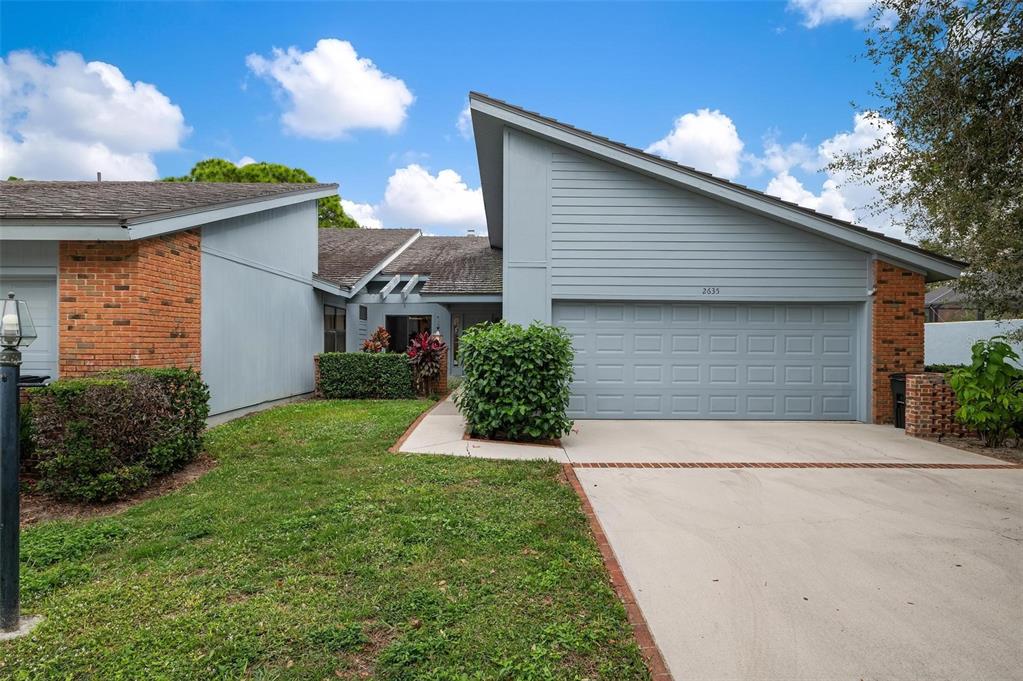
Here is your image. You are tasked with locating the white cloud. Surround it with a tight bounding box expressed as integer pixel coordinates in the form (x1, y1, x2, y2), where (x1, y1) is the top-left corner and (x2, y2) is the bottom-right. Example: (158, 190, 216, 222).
(645, 109, 744, 180)
(234, 156, 256, 167)
(456, 103, 472, 139)
(746, 133, 817, 176)
(246, 38, 414, 139)
(341, 198, 383, 229)
(760, 112, 906, 239)
(343, 164, 485, 233)
(787, 0, 895, 28)
(0, 51, 188, 180)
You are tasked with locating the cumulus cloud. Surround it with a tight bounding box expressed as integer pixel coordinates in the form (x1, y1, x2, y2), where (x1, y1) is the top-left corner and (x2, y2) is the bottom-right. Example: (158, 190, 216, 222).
(645, 109, 744, 179)
(0, 51, 188, 179)
(246, 38, 414, 139)
(234, 156, 256, 167)
(456, 103, 472, 139)
(341, 198, 384, 229)
(760, 112, 906, 239)
(343, 164, 485, 233)
(787, 0, 894, 28)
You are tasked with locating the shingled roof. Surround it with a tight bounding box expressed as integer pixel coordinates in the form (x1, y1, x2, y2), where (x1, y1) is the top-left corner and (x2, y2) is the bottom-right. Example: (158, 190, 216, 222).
(317, 228, 419, 289)
(383, 236, 502, 294)
(0, 181, 336, 222)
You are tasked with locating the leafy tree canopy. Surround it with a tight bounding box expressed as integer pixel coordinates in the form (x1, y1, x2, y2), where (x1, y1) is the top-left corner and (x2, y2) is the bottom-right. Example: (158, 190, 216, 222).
(834, 0, 1022, 326)
(164, 159, 359, 229)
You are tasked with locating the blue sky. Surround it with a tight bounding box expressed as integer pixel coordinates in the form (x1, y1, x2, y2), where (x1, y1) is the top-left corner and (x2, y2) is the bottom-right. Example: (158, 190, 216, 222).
(1, 1, 899, 236)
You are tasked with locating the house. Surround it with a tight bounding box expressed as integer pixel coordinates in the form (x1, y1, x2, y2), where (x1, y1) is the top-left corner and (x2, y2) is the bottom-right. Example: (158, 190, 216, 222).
(924, 285, 985, 322)
(0, 180, 337, 416)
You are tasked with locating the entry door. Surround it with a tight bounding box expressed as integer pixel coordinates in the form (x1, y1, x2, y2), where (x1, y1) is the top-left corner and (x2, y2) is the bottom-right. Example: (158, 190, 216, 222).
(554, 302, 860, 420)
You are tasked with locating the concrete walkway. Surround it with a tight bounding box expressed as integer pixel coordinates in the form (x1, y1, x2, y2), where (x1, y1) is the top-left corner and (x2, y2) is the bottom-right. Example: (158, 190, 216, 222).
(398, 394, 1004, 466)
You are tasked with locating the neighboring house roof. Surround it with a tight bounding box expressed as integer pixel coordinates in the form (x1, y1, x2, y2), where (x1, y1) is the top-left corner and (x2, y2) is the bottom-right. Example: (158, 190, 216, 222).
(383, 236, 502, 294)
(317, 228, 420, 290)
(925, 285, 971, 307)
(468, 92, 965, 282)
(0, 181, 338, 241)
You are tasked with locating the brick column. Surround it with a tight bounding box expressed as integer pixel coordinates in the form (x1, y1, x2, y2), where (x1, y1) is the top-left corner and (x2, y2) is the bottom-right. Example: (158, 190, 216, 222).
(906, 372, 968, 438)
(59, 230, 201, 377)
(872, 260, 925, 423)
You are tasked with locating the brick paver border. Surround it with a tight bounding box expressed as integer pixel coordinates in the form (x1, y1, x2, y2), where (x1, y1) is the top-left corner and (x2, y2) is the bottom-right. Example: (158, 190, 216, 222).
(562, 464, 675, 680)
(572, 461, 1022, 469)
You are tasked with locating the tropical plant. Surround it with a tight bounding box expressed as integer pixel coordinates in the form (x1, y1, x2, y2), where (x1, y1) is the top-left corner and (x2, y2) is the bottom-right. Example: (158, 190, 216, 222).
(407, 331, 447, 395)
(362, 326, 391, 353)
(164, 158, 361, 229)
(455, 321, 574, 442)
(947, 337, 1023, 447)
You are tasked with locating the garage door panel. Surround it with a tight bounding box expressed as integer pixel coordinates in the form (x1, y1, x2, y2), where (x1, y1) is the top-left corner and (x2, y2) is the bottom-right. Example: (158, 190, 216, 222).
(0, 277, 57, 378)
(555, 302, 860, 420)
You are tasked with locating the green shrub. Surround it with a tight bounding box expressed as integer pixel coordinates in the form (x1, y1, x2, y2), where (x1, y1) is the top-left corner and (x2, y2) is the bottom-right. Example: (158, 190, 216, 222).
(925, 364, 967, 373)
(455, 321, 574, 442)
(316, 352, 415, 399)
(27, 368, 209, 502)
(947, 337, 1023, 447)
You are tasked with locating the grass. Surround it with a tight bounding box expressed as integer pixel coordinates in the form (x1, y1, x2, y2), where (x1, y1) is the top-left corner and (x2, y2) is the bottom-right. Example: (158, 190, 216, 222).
(2, 399, 648, 680)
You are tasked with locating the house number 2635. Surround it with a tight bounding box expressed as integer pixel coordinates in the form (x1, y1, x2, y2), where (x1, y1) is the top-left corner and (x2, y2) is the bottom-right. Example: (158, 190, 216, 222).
(702, 287, 720, 295)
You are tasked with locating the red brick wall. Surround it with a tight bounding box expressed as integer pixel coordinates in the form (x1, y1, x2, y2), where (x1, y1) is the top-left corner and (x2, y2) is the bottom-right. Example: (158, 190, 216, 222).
(872, 260, 926, 423)
(58, 230, 201, 377)
(906, 372, 969, 438)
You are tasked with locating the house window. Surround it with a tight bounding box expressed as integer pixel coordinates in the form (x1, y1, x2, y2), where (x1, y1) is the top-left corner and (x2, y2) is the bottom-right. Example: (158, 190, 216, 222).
(359, 305, 368, 321)
(323, 305, 346, 352)
(385, 315, 431, 353)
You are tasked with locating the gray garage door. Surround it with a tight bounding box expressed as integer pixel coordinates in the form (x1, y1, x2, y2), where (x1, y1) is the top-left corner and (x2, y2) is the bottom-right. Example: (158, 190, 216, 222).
(0, 277, 58, 379)
(554, 302, 861, 420)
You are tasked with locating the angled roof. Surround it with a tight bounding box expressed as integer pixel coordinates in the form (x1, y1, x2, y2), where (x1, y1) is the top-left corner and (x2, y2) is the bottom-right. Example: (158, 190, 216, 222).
(317, 228, 420, 289)
(0, 180, 338, 241)
(0, 181, 335, 221)
(469, 92, 965, 282)
(383, 236, 502, 294)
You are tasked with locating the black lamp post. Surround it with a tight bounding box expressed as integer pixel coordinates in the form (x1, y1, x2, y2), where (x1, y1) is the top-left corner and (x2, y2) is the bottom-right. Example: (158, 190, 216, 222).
(1, 291, 36, 634)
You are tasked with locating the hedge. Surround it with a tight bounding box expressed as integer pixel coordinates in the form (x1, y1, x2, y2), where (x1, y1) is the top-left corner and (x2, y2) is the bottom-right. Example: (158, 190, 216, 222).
(455, 321, 574, 442)
(316, 352, 415, 399)
(26, 367, 209, 502)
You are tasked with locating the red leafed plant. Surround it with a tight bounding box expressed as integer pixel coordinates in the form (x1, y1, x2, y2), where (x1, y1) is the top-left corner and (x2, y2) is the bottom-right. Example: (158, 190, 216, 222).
(361, 326, 391, 353)
(407, 331, 447, 395)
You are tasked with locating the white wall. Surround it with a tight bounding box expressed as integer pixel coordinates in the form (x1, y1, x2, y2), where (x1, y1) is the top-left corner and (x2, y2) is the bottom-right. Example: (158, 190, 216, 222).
(201, 202, 322, 414)
(925, 320, 1023, 366)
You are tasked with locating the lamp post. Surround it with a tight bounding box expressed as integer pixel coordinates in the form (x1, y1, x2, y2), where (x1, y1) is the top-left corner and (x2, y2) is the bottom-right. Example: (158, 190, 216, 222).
(1, 291, 36, 634)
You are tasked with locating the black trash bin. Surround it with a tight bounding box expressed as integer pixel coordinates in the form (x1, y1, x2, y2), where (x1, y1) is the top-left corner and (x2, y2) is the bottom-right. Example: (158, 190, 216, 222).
(890, 373, 907, 428)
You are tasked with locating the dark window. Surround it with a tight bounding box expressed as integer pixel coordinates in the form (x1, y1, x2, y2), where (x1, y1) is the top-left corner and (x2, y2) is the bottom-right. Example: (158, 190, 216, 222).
(385, 315, 431, 353)
(359, 305, 368, 321)
(323, 304, 346, 352)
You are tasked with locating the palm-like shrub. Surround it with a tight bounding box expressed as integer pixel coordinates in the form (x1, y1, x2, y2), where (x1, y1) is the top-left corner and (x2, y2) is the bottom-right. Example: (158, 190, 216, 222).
(407, 331, 447, 395)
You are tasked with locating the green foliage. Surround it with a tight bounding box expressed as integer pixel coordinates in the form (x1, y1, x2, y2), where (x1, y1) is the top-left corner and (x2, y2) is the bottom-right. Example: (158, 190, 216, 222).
(316, 352, 415, 399)
(26, 368, 209, 502)
(164, 158, 361, 229)
(925, 364, 966, 374)
(835, 0, 1023, 333)
(7, 400, 646, 679)
(456, 321, 574, 442)
(947, 337, 1023, 447)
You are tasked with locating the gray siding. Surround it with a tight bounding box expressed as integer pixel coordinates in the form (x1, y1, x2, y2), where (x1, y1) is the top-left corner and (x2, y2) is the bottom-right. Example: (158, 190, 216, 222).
(548, 148, 870, 299)
(201, 202, 321, 415)
(0, 241, 58, 378)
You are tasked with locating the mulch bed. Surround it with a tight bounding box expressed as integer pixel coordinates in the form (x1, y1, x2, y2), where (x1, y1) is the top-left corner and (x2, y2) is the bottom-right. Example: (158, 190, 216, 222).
(20, 453, 218, 527)
(924, 435, 1023, 465)
(463, 431, 563, 448)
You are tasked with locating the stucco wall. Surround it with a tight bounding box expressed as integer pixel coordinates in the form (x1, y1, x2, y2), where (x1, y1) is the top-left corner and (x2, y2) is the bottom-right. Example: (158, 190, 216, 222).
(201, 201, 322, 415)
(925, 319, 1023, 366)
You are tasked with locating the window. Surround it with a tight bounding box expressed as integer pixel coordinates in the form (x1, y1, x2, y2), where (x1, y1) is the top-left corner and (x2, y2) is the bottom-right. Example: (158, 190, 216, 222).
(323, 305, 346, 352)
(385, 315, 431, 353)
(359, 305, 368, 321)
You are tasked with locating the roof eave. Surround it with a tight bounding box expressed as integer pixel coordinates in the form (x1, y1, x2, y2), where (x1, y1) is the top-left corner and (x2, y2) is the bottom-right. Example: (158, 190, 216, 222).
(468, 93, 964, 282)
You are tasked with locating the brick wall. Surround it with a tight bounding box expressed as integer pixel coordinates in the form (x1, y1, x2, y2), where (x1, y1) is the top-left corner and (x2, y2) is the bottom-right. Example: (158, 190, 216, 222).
(906, 372, 968, 438)
(872, 260, 926, 423)
(58, 230, 201, 377)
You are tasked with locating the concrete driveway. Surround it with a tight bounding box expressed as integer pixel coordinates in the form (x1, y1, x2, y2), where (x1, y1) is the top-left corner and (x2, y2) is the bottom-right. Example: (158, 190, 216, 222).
(580, 465, 1023, 681)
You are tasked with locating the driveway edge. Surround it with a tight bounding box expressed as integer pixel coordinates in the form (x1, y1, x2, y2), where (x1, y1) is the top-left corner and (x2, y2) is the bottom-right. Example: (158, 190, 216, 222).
(562, 464, 675, 680)
(389, 398, 449, 453)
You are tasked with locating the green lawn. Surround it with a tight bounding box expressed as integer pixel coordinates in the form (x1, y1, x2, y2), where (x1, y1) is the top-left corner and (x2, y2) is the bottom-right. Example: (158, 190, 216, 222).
(3, 400, 648, 680)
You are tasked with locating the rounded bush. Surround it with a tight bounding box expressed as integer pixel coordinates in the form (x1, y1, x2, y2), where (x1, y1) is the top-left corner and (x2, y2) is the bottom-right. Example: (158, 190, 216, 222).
(455, 321, 574, 442)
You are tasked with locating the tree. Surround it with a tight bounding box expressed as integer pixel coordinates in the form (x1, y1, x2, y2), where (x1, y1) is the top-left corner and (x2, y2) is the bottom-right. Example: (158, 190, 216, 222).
(164, 159, 360, 229)
(833, 0, 1022, 327)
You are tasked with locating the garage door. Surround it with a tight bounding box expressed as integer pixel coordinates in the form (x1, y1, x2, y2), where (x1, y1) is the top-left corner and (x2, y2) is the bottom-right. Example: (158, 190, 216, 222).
(554, 302, 860, 420)
(0, 278, 58, 379)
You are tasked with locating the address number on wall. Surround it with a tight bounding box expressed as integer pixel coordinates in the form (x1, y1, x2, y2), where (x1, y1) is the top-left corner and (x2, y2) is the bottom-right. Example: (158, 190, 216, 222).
(702, 287, 721, 295)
